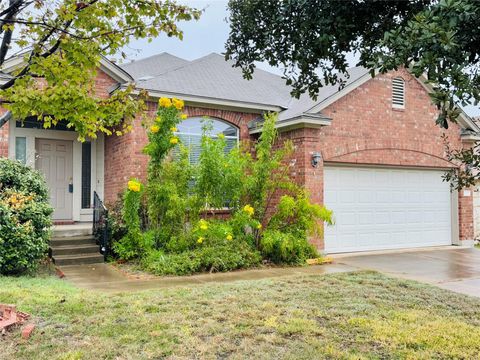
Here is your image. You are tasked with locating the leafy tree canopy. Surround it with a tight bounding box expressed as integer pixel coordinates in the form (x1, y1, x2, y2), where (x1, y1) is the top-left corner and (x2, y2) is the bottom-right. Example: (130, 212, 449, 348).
(226, 0, 479, 129)
(0, 0, 200, 140)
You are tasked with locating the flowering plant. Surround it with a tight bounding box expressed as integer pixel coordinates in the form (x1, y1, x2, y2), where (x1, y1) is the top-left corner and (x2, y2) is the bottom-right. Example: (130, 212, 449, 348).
(143, 97, 185, 168)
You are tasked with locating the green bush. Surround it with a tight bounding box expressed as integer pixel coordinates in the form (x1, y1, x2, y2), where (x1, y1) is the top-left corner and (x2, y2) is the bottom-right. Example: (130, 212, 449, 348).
(142, 241, 261, 276)
(260, 230, 319, 265)
(0, 159, 53, 275)
(268, 194, 334, 238)
(113, 99, 335, 275)
(113, 179, 146, 260)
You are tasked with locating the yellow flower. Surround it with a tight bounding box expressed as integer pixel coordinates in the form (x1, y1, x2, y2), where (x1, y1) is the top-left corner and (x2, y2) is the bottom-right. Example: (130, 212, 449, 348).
(199, 219, 208, 231)
(170, 137, 179, 145)
(217, 133, 225, 139)
(197, 237, 204, 244)
(127, 180, 141, 192)
(180, 114, 187, 120)
(172, 98, 184, 110)
(226, 234, 233, 241)
(159, 97, 172, 108)
(170, 127, 178, 132)
(256, 223, 262, 230)
(150, 124, 160, 133)
(243, 204, 254, 216)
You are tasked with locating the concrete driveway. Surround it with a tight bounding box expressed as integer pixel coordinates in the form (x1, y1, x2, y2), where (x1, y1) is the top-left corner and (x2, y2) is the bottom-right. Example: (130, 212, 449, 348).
(336, 247, 480, 297)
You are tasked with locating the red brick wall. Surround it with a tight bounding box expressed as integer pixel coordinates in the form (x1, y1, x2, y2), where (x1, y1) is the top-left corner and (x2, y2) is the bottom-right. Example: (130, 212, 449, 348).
(320, 68, 461, 167)
(95, 69, 117, 98)
(103, 102, 261, 204)
(0, 107, 9, 157)
(283, 68, 473, 246)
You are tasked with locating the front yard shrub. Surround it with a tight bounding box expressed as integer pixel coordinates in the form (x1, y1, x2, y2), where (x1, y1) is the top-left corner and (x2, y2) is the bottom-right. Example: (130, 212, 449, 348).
(113, 179, 146, 260)
(142, 241, 261, 276)
(112, 97, 334, 275)
(0, 159, 52, 275)
(260, 230, 318, 265)
(268, 194, 334, 238)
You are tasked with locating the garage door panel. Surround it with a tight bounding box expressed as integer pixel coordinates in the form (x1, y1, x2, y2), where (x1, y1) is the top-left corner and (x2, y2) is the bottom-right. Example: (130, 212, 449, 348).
(324, 166, 452, 253)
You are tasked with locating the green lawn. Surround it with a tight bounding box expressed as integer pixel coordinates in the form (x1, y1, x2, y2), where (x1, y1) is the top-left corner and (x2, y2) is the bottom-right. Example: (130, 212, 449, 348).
(2, 271, 480, 359)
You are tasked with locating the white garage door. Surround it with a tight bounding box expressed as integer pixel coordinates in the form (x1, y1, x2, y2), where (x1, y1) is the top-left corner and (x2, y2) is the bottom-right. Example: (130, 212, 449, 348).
(324, 166, 452, 253)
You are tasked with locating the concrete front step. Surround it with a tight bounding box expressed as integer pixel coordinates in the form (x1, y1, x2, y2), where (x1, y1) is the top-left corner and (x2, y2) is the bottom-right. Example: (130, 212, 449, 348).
(51, 244, 100, 256)
(53, 253, 104, 266)
(50, 223, 104, 266)
(50, 235, 96, 247)
(53, 223, 93, 238)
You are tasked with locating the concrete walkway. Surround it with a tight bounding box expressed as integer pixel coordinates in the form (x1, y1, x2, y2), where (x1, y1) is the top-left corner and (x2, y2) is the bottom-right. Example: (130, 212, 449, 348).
(336, 247, 480, 297)
(59, 262, 356, 292)
(59, 246, 480, 297)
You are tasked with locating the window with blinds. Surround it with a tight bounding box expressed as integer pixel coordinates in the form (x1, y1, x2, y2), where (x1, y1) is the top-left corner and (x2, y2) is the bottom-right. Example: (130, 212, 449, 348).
(174, 117, 239, 164)
(392, 77, 405, 109)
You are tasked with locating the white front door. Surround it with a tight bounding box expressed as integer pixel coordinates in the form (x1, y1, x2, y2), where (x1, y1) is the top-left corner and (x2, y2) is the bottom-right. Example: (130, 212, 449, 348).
(36, 139, 73, 220)
(324, 166, 452, 253)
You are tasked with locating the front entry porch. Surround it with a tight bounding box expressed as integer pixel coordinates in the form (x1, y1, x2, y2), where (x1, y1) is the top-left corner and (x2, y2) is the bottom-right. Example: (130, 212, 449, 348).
(8, 118, 105, 222)
(50, 222, 104, 266)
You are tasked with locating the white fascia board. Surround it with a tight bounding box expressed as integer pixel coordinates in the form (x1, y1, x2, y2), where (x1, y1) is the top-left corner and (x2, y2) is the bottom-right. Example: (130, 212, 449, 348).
(460, 133, 480, 142)
(0, 53, 132, 84)
(249, 114, 332, 135)
(99, 56, 133, 83)
(123, 86, 283, 113)
(1, 55, 26, 73)
(0, 74, 11, 85)
(458, 112, 480, 132)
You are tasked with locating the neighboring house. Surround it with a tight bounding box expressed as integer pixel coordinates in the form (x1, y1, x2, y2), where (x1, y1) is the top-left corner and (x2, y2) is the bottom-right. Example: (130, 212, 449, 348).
(0, 52, 478, 253)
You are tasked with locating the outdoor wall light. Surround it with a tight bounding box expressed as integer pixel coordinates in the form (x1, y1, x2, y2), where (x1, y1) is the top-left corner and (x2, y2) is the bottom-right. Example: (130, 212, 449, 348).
(311, 152, 322, 168)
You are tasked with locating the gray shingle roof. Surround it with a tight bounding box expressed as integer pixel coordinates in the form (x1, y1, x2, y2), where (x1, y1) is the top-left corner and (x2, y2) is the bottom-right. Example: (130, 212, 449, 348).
(132, 53, 291, 107)
(120, 52, 189, 80)
(120, 52, 370, 121)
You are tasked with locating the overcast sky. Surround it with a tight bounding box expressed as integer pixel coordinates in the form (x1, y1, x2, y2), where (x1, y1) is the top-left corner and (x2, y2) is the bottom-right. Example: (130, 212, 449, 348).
(121, 1, 243, 66)
(122, 0, 480, 117)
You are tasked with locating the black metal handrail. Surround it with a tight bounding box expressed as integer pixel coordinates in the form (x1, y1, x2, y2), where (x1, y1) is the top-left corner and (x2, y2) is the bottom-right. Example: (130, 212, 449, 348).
(93, 191, 109, 260)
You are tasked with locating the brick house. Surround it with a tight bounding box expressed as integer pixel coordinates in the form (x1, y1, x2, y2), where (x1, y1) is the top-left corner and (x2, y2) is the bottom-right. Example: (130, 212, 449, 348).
(1, 52, 478, 253)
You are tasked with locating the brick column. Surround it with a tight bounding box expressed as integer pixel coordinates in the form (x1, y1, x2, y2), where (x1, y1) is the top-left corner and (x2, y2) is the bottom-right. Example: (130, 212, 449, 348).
(281, 127, 324, 250)
(458, 189, 474, 243)
(0, 120, 9, 158)
(457, 138, 475, 244)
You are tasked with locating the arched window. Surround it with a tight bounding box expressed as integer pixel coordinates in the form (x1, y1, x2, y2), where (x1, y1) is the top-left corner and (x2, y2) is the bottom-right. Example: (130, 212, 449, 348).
(392, 77, 405, 109)
(175, 117, 239, 164)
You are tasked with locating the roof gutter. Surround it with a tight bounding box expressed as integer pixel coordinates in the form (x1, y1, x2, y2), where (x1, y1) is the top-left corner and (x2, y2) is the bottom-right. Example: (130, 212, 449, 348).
(122, 86, 284, 113)
(249, 113, 332, 134)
